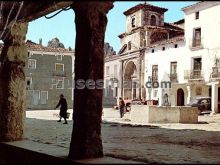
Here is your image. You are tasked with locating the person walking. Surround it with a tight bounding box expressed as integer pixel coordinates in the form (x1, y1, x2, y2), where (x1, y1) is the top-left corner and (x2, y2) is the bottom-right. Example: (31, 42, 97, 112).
(55, 94, 68, 124)
(119, 97, 125, 118)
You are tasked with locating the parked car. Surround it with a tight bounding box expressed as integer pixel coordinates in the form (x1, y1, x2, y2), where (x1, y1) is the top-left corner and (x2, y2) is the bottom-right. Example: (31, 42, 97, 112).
(187, 97, 211, 114)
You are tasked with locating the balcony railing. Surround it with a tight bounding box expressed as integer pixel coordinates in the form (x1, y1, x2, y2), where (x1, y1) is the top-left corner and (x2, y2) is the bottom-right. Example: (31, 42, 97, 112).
(189, 38, 204, 50)
(169, 73, 178, 82)
(151, 76, 158, 82)
(52, 71, 66, 77)
(192, 39, 201, 47)
(184, 70, 204, 80)
(211, 67, 220, 78)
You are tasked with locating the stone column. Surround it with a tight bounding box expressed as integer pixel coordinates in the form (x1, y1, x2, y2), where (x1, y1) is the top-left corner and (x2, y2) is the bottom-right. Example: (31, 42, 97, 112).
(121, 60, 124, 99)
(211, 82, 218, 115)
(118, 60, 123, 98)
(0, 22, 28, 142)
(138, 57, 142, 100)
(186, 85, 191, 104)
(69, 2, 113, 160)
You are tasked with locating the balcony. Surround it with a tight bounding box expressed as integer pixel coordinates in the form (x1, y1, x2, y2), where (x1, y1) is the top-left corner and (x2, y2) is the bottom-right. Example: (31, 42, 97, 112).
(169, 73, 178, 82)
(211, 67, 220, 79)
(52, 71, 66, 77)
(151, 76, 158, 83)
(184, 70, 204, 80)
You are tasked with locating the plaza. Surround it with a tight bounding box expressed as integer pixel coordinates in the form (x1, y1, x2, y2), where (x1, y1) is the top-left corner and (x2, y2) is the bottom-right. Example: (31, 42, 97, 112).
(21, 108, 220, 164)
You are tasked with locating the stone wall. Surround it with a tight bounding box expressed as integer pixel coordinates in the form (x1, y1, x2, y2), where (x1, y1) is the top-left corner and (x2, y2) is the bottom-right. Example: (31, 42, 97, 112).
(130, 105, 198, 124)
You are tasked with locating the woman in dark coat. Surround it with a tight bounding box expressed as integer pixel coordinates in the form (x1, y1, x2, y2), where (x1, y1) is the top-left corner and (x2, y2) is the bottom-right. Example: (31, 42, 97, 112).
(55, 94, 68, 124)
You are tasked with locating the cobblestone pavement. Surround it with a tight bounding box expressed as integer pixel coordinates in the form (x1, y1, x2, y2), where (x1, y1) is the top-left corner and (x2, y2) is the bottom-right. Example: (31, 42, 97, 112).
(25, 108, 220, 164)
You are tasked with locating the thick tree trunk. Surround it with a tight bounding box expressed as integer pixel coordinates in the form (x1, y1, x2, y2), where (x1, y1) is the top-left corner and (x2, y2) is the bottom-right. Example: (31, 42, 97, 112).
(0, 22, 28, 141)
(68, 2, 113, 160)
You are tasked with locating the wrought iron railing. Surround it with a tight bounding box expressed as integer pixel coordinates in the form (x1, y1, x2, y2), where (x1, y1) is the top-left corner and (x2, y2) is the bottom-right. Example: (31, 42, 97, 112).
(184, 70, 204, 80)
(52, 71, 66, 77)
(211, 67, 220, 78)
(169, 73, 178, 82)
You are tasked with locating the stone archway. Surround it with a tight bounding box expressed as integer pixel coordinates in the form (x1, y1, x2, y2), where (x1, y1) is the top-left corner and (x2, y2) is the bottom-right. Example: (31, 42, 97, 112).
(177, 88, 184, 106)
(123, 61, 137, 100)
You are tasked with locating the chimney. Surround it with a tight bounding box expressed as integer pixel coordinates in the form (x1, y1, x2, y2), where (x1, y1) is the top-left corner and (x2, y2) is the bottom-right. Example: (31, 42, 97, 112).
(39, 38, 42, 45)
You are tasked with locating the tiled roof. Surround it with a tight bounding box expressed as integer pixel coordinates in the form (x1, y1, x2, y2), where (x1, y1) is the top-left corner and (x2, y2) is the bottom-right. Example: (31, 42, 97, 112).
(0, 40, 74, 53)
(123, 3, 168, 16)
(172, 19, 185, 25)
(149, 35, 185, 47)
(118, 22, 183, 39)
(26, 40, 74, 53)
(181, 2, 202, 11)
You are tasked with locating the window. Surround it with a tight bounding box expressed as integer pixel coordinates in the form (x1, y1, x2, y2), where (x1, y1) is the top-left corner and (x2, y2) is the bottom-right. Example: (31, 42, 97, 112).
(150, 15, 157, 26)
(193, 58, 202, 70)
(57, 55, 62, 61)
(55, 63, 65, 76)
(26, 77, 32, 90)
(56, 78, 64, 89)
(170, 62, 177, 82)
(174, 44, 178, 48)
(55, 63, 64, 72)
(162, 47, 165, 51)
(131, 17, 136, 28)
(151, 49, 155, 53)
(114, 87, 118, 97)
(28, 59, 36, 69)
(152, 65, 158, 82)
(193, 28, 201, 47)
(107, 85, 113, 97)
(32, 90, 40, 106)
(193, 58, 202, 78)
(170, 62, 177, 74)
(28, 51, 31, 58)
(128, 41, 131, 50)
(40, 91, 48, 105)
(106, 66, 109, 76)
(195, 11, 199, 19)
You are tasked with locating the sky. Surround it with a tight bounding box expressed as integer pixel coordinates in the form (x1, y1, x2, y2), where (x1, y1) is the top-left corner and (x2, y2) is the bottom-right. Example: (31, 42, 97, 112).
(26, 1, 198, 53)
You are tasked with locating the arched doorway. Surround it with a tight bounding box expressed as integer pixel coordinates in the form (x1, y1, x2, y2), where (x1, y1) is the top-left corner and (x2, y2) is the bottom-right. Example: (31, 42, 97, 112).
(123, 61, 137, 100)
(177, 88, 184, 106)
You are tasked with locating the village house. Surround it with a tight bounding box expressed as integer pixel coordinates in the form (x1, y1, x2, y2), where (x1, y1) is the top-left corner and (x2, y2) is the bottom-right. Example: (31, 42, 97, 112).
(24, 39, 74, 110)
(144, 1, 220, 114)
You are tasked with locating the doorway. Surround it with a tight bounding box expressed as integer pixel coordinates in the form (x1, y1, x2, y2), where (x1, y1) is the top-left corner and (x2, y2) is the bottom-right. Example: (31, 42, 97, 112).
(177, 88, 184, 106)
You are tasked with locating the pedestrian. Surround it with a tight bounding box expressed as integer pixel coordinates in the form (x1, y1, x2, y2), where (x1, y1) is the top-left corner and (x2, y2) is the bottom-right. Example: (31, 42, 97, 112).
(55, 94, 68, 124)
(119, 97, 125, 118)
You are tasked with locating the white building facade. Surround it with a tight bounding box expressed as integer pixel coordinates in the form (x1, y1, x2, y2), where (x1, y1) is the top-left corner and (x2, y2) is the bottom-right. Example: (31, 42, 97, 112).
(104, 1, 220, 114)
(104, 3, 183, 105)
(144, 1, 220, 114)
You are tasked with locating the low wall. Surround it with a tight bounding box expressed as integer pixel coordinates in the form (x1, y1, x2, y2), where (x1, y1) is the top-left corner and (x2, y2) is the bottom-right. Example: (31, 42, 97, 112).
(130, 105, 198, 124)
